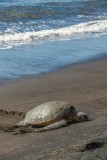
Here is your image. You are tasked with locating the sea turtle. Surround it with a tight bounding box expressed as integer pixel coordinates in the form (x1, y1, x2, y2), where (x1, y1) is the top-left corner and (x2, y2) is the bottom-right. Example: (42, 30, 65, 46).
(16, 101, 89, 132)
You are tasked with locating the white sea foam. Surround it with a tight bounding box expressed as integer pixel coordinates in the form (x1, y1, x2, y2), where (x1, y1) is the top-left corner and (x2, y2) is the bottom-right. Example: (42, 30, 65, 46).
(0, 19, 107, 49)
(0, 44, 12, 50)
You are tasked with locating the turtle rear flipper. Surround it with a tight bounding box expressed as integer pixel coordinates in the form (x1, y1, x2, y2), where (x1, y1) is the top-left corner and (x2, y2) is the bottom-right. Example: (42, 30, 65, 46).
(16, 120, 27, 127)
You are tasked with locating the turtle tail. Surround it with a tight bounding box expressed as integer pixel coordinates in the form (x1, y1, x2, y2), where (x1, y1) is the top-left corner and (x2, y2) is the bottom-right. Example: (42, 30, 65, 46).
(15, 120, 27, 127)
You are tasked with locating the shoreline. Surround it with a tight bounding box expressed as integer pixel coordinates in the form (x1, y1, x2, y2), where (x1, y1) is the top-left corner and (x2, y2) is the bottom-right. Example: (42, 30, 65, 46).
(0, 57, 107, 159)
(0, 53, 107, 84)
(1, 34, 107, 81)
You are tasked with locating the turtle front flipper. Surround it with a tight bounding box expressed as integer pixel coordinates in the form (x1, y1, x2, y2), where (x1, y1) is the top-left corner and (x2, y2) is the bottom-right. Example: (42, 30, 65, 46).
(35, 119, 68, 132)
(15, 120, 27, 127)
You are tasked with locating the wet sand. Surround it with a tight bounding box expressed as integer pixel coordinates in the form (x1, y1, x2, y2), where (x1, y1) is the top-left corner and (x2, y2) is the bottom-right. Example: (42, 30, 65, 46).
(0, 57, 107, 159)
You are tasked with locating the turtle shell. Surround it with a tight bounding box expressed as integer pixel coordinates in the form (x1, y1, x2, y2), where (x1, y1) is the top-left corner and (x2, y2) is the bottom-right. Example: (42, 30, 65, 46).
(24, 101, 76, 126)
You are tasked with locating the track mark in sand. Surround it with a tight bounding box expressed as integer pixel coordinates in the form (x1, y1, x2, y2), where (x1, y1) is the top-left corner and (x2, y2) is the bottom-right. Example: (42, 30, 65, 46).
(0, 109, 29, 134)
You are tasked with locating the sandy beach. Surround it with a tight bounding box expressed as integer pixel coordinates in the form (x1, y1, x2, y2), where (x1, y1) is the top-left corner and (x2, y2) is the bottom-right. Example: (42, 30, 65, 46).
(0, 57, 107, 160)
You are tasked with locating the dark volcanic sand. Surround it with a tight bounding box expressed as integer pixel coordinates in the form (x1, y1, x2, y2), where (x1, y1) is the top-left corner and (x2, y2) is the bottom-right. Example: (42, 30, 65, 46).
(0, 58, 107, 160)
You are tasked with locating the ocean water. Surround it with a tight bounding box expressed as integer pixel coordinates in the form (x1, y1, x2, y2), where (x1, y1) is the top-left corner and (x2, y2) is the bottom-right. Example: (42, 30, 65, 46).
(0, 0, 107, 79)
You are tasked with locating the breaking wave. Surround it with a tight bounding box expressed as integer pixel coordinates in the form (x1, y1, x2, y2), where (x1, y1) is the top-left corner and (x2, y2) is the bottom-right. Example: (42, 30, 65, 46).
(0, 19, 107, 49)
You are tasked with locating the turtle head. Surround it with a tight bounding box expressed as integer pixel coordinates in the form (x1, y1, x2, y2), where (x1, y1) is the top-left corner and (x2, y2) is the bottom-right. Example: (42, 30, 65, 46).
(74, 112, 89, 122)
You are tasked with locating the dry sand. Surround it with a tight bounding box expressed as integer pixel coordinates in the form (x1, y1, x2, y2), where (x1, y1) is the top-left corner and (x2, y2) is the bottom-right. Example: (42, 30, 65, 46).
(0, 57, 107, 160)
